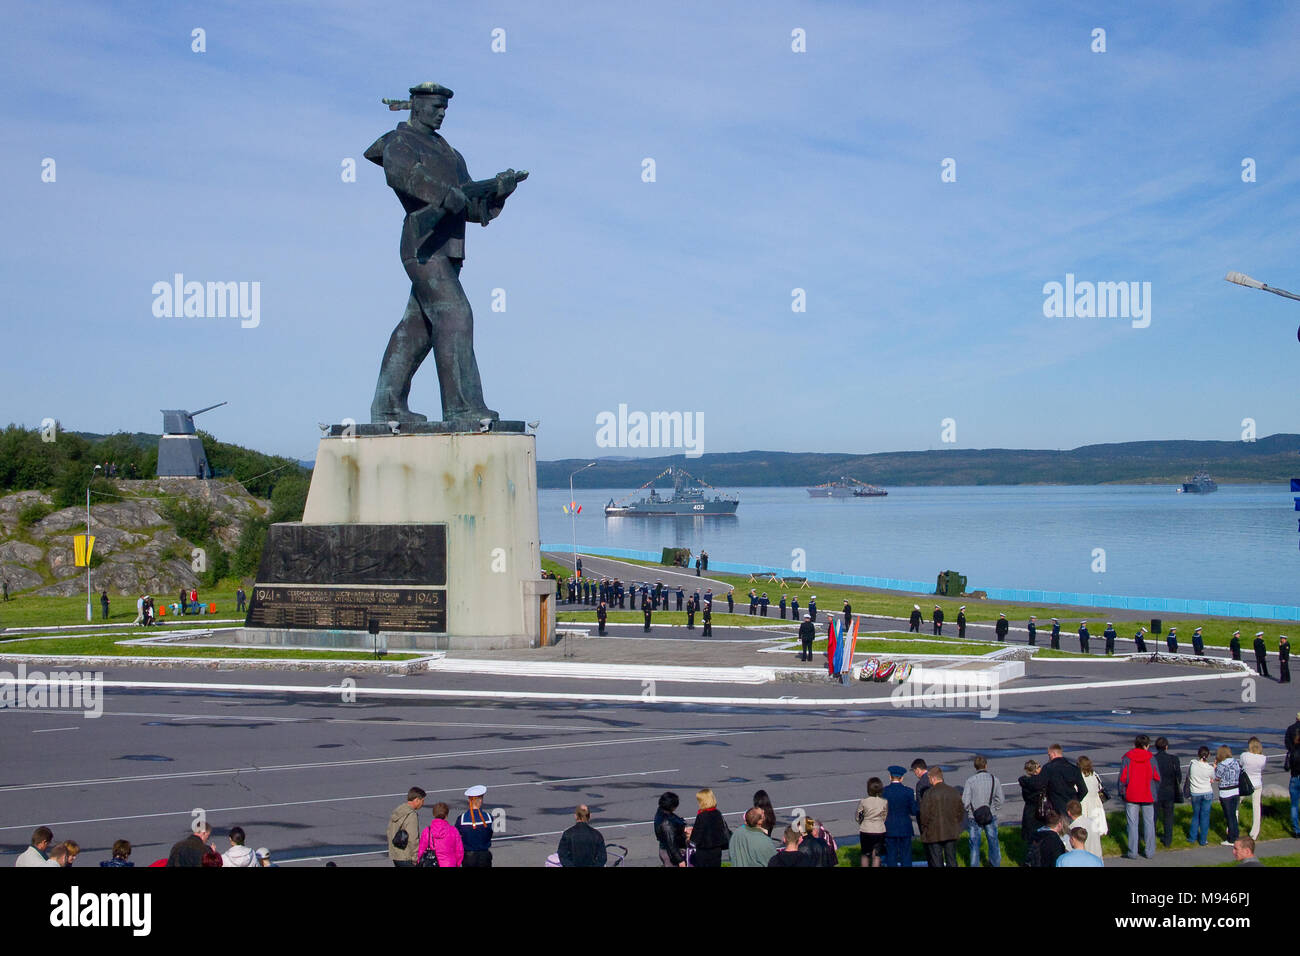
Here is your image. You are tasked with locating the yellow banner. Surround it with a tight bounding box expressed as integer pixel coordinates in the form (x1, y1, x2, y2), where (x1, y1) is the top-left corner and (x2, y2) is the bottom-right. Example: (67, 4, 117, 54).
(74, 534, 96, 567)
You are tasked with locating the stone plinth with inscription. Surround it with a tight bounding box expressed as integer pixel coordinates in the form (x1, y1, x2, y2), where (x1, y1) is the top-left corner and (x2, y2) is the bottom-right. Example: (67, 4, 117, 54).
(233, 431, 554, 652)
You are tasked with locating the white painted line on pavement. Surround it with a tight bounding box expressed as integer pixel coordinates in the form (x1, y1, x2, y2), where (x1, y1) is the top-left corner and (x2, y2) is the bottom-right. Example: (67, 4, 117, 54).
(0, 730, 750, 793)
(0, 767, 683, 832)
(0, 708, 678, 733)
(0, 669, 1244, 713)
(30, 726, 78, 733)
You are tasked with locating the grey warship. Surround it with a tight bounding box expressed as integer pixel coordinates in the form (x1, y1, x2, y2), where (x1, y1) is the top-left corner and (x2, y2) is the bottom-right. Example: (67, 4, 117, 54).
(604, 467, 739, 517)
(1180, 471, 1218, 494)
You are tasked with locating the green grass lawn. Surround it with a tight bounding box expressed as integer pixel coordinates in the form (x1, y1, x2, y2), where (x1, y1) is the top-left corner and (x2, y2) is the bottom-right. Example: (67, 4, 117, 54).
(832, 797, 1297, 866)
(0, 631, 421, 661)
(0, 588, 243, 629)
(555, 556, 1287, 650)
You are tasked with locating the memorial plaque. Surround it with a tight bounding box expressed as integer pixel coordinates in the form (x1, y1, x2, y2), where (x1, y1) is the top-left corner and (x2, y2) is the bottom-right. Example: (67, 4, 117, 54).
(246, 523, 449, 632)
(246, 584, 446, 632)
(255, 523, 446, 586)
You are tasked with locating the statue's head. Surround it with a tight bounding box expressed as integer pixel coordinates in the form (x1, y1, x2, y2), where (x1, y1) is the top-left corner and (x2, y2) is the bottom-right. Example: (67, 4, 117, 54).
(408, 82, 454, 133)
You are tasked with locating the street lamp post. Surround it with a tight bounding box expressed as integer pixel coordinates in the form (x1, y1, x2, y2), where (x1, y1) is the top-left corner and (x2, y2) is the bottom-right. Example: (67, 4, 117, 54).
(568, 462, 596, 577)
(86, 464, 101, 622)
(1225, 272, 1300, 339)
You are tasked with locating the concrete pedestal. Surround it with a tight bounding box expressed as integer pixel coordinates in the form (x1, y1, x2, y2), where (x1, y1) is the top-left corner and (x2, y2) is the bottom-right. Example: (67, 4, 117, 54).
(237, 431, 554, 650)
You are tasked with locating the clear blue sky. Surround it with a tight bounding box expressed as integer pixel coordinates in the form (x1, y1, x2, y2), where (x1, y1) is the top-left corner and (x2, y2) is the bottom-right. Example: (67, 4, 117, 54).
(3, 1, 1298, 463)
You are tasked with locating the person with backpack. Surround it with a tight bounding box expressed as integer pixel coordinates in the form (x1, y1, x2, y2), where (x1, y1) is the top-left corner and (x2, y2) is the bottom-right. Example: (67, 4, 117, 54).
(1025, 809, 1067, 867)
(796, 817, 838, 867)
(1018, 760, 1049, 843)
(1118, 734, 1161, 860)
(1040, 744, 1087, 815)
(416, 802, 464, 867)
(961, 755, 1004, 868)
(387, 787, 425, 867)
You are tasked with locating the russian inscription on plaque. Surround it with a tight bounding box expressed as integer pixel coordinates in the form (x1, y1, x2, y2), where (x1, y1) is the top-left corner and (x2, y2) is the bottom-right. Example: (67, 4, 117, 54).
(246, 524, 448, 633)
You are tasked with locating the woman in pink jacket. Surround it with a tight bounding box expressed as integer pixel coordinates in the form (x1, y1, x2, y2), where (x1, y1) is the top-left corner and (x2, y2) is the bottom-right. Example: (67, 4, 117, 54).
(416, 802, 465, 867)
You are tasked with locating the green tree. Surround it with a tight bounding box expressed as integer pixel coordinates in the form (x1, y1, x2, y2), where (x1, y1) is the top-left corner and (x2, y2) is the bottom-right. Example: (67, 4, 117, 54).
(200, 546, 230, 588)
(232, 517, 269, 579)
(269, 473, 310, 523)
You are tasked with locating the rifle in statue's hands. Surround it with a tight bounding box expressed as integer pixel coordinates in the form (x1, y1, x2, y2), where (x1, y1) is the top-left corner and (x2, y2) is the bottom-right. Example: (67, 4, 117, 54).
(462, 169, 529, 201)
(408, 170, 529, 237)
(462, 169, 528, 225)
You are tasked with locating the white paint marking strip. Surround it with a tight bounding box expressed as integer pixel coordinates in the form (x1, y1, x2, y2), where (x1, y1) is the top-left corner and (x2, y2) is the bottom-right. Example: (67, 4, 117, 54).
(0, 708, 664, 733)
(30, 726, 78, 733)
(0, 731, 748, 793)
(0, 670, 1241, 714)
(0, 767, 681, 832)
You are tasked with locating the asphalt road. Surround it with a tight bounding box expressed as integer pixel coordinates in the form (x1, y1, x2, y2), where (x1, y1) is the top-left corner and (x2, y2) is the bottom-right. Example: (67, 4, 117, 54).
(1, 656, 1291, 867)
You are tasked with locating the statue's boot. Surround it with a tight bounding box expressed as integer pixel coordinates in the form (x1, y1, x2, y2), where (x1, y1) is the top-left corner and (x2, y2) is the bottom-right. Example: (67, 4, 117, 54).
(371, 291, 431, 423)
(370, 385, 428, 423)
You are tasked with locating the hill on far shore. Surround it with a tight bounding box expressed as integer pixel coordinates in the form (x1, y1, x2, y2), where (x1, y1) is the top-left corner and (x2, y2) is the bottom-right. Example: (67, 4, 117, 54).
(539, 434, 1300, 488)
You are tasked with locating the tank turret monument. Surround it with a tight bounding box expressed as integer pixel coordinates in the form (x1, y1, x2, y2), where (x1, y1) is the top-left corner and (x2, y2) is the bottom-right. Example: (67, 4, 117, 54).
(156, 402, 227, 478)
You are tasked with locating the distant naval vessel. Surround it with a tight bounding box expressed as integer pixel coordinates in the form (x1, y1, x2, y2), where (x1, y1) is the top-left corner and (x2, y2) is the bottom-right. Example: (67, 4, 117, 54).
(604, 467, 739, 517)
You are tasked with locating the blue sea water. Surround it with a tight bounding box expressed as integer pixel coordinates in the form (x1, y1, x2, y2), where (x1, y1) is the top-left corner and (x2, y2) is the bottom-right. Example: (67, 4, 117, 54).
(540, 484, 1298, 607)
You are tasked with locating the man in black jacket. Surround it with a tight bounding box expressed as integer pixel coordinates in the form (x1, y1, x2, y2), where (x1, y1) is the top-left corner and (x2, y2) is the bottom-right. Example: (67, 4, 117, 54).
(1153, 737, 1182, 847)
(1229, 630, 1241, 660)
(1254, 632, 1270, 677)
(702, 601, 712, 636)
(557, 805, 607, 867)
(642, 595, 652, 632)
(995, 613, 1009, 642)
(167, 821, 213, 867)
(596, 601, 607, 636)
(1040, 745, 1087, 815)
(798, 614, 815, 662)
(909, 605, 923, 633)
(1078, 621, 1090, 653)
(1026, 811, 1067, 868)
(1280, 636, 1291, 683)
(932, 605, 944, 635)
(957, 606, 967, 639)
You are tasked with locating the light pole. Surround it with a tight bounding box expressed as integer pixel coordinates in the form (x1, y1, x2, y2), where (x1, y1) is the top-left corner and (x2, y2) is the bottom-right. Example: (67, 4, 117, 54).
(86, 463, 101, 622)
(1225, 272, 1300, 339)
(569, 462, 596, 576)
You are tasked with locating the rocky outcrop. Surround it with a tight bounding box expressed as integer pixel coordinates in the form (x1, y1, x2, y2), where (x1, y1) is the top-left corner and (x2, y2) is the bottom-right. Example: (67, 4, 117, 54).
(0, 479, 269, 597)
